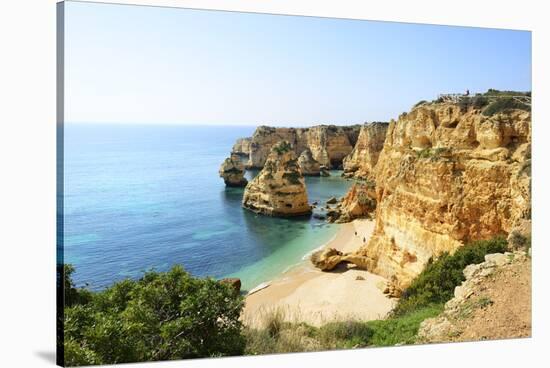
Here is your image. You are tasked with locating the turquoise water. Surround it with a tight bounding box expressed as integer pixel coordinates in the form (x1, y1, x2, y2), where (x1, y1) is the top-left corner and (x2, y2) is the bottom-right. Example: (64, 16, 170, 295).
(62, 124, 353, 291)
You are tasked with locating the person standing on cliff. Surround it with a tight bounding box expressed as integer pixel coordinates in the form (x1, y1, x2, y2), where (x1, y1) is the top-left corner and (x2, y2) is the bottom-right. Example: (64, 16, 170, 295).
(465, 89, 470, 96)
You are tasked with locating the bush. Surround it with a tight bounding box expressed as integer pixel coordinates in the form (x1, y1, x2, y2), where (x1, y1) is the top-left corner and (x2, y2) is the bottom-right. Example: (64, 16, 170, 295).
(273, 141, 292, 154)
(482, 97, 531, 116)
(282, 171, 302, 185)
(392, 237, 507, 316)
(63, 265, 245, 366)
(471, 95, 490, 109)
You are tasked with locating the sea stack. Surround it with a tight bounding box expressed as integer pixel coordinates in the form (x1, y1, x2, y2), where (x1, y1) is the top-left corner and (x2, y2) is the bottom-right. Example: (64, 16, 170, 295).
(242, 141, 311, 217)
(297, 148, 321, 176)
(219, 153, 248, 187)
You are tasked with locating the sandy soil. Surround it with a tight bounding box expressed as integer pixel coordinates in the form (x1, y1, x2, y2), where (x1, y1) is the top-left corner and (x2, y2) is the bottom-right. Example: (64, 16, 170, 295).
(242, 219, 396, 328)
(452, 258, 531, 341)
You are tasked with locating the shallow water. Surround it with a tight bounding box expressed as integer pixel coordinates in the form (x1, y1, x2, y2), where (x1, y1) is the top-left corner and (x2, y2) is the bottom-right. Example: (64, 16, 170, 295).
(61, 124, 353, 291)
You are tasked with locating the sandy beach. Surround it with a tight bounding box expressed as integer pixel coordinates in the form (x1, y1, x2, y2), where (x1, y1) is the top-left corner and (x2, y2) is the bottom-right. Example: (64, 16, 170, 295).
(242, 219, 396, 328)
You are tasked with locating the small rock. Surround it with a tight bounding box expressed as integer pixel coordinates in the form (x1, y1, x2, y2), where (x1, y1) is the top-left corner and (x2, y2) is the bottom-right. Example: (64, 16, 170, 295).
(355, 275, 365, 281)
(220, 278, 241, 294)
(327, 197, 338, 204)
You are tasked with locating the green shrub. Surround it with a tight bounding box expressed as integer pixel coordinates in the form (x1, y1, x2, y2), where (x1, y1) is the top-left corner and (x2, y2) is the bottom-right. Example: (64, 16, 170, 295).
(414, 100, 428, 108)
(484, 89, 530, 97)
(63, 265, 245, 366)
(273, 141, 292, 154)
(482, 97, 531, 116)
(471, 95, 490, 109)
(392, 237, 507, 317)
(282, 171, 302, 185)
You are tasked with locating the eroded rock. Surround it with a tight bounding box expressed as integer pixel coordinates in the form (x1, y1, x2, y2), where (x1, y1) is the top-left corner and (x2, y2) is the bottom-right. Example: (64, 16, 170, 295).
(219, 153, 248, 187)
(242, 141, 311, 217)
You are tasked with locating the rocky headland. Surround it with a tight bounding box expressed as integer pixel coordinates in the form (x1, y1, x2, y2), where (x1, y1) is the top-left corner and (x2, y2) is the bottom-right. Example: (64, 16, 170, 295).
(234, 124, 362, 169)
(313, 99, 532, 292)
(242, 141, 311, 217)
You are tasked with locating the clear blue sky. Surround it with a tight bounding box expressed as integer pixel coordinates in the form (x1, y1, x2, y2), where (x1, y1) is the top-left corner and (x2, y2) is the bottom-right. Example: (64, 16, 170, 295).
(64, 1, 531, 126)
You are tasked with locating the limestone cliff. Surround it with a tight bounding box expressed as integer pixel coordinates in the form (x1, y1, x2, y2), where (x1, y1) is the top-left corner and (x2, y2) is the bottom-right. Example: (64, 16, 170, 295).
(242, 125, 361, 169)
(297, 148, 321, 176)
(219, 153, 248, 187)
(242, 141, 311, 217)
(343, 122, 389, 180)
(351, 102, 531, 289)
(231, 137, 252, 157)
(326, 183, 377, 223)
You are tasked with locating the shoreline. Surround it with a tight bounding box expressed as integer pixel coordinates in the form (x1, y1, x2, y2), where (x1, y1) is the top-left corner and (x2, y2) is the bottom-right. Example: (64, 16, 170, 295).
(242, 218, 396, 328)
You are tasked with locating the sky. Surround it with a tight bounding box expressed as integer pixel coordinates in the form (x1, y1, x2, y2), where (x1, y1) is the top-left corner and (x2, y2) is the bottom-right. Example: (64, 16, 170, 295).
(64, 1, 532, 126)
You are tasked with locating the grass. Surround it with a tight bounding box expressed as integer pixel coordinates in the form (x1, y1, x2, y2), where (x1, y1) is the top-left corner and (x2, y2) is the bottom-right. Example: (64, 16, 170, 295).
(244, 305, 443, 354)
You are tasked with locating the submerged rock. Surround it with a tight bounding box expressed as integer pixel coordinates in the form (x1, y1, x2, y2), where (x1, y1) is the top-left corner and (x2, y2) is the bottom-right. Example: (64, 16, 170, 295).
(219, 153, 248, 187)
(242, 141, 311, 217)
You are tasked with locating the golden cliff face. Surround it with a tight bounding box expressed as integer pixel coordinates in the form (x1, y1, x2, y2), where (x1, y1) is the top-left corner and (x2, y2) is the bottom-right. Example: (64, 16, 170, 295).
(242, 141, 311, 217)
(354, 102, 531, 288)
(343, 122, 389, 180)
(244, 125, 360, 169)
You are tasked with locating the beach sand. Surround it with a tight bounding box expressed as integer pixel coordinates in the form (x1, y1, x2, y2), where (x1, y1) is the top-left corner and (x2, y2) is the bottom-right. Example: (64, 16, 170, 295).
(242, 219, 396, 328)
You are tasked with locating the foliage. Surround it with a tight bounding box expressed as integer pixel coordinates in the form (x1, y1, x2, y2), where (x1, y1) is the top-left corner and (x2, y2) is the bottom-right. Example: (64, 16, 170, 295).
(483, 89, 530, 97)
(62, 264, 92, 307)
(244, 305, 443, 353)
(392, 237, 507, 317)
(482, 97, 531, 116)
(272, 141, 292, 154)
(414, 100, 428, 108)
(360, 304, 443, 346)
(63, 265, 245, 366)
(282, 171, 302, 185)
(415, 147, 447, 160)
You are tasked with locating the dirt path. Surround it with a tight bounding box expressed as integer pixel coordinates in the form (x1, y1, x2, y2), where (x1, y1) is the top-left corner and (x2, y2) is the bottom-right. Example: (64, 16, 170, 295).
(419, 253, 531, 343)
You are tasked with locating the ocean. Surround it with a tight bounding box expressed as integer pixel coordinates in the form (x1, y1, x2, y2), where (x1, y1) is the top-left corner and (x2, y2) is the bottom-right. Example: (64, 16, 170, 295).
(61, 124, 353, 291)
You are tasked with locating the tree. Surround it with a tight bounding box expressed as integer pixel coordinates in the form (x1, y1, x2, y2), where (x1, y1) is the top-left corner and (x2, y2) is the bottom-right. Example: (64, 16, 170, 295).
(63, 265, 245, 366)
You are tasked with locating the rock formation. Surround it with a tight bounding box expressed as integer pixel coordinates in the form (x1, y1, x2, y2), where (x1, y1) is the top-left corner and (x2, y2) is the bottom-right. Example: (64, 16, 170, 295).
(297, 148, 321, 175)
(242, 141, 311, 217)
(219, 154, 248, 187)
(343, 122, 389, 180)
(326, 183, 377, 223)
(350, 102, 531, 289)
(239, 125, 361, 169)
(231, 137, 251, 157)
(313, 101, 531, 291)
